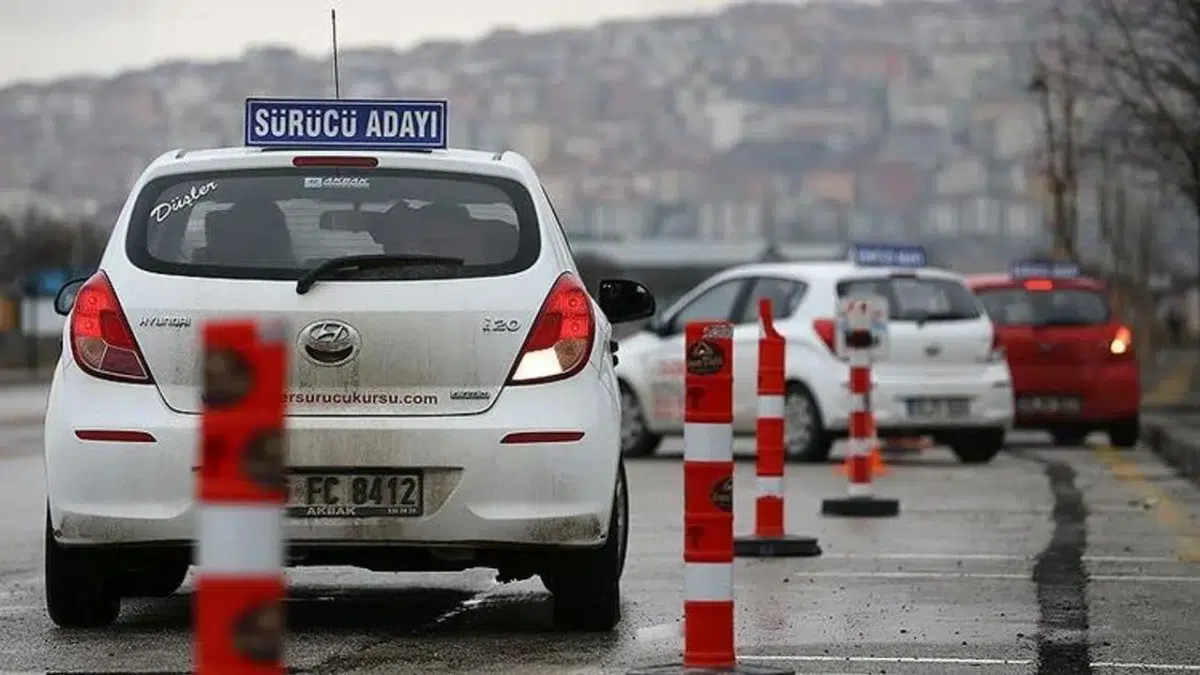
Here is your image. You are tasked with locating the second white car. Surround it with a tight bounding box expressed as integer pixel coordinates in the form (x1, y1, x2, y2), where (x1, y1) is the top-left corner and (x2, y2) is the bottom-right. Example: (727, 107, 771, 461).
(616, 244, 1014, 463)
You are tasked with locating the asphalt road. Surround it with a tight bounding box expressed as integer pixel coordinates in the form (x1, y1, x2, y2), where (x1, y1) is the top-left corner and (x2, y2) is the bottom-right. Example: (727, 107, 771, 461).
(1, 418, 1199, 674)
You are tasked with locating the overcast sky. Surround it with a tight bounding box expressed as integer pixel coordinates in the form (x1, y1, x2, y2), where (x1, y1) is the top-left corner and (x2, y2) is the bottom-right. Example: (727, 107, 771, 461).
(0, 0, 752, 86)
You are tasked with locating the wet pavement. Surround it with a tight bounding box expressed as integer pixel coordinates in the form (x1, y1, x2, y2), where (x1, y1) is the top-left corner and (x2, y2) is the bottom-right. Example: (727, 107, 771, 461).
(1, 420, 1198, 675)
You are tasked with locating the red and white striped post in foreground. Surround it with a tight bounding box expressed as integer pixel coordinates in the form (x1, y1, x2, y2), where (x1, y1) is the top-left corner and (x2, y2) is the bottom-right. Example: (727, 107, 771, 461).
(820, 342, 899, 518)
(733, 298, 821, 558)
(196, 319, 288, 675)
(630, 321, 792, 675)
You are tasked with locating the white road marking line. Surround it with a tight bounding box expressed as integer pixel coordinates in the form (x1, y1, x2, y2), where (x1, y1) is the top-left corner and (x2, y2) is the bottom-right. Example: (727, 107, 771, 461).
(745, 656, 1200, 671)
(635, 621, 682, 641)
(818, 553, 1182, 563)
(744, 655, 1031, 665)
(1092, 664, 1200, 671)
(785, 571, 1200, 582)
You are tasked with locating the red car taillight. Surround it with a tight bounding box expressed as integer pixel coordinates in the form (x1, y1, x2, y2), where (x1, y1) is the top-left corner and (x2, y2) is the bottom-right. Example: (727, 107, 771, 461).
(812, 318, 838, 353)
(506, 273, 595, 385)
(1109, 325, 1134, 358)
(68, 271, 153, 383)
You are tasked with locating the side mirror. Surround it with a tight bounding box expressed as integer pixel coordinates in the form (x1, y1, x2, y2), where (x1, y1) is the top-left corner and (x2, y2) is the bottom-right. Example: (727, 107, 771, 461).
(54, 278, 87, 317)
(597, 278, 657, 324)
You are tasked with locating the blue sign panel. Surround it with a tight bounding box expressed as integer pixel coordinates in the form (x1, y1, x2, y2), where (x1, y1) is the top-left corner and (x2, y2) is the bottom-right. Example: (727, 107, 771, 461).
(1010, 259, 1080, 279)
(851, 243, 927, 268)
(244, 98, 448, 150)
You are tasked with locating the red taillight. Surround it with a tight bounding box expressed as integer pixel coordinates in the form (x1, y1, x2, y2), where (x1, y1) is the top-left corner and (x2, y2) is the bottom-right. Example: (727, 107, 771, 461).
(69, 271, 153, 383)
(813, 318, 838, 353)
(1024, 279, 1053, 291)
(291, 155, 379, 167)
(507, 273, 595, 385)
(1109, 325, 1134, 357)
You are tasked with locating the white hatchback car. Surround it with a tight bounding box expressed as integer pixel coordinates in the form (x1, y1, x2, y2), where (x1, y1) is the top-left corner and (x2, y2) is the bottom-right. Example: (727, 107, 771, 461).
(44, 98, 655, 630)
(616, 247, 1014, 462)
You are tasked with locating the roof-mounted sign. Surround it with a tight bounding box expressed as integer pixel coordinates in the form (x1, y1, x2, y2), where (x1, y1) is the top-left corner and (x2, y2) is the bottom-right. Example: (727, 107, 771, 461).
(1009, 259, 1080, 279)
(850, 243, 927, 269)
(244, 98, 447, 150)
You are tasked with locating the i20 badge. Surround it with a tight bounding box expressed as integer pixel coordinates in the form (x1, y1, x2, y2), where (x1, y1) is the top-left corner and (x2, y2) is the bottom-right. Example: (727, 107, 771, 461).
(298, 320, 361, 367)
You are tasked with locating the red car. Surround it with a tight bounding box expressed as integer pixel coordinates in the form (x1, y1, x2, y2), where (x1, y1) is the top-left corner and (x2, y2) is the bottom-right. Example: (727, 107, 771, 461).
(966, 262, 1140, 448)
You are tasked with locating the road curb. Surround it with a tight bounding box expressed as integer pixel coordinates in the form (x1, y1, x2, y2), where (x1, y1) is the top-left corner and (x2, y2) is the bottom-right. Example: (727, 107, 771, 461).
(1143, 415, 1200, 486)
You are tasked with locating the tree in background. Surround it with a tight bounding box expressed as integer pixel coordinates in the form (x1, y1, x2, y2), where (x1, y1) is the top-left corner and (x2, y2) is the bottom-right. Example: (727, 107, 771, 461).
(1026, 0, 1200, 350)
(0, 210, 108, 283)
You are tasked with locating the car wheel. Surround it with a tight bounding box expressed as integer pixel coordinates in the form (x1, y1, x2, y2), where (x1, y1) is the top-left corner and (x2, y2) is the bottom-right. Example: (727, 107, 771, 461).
(1050, 428, 1089, 447)
(784, 382, 833, 463)
(45, 509, 121, 628)
(618, 381, 663, 458)
(120, 561, 190, 597)
(949, 428, 1005, 464)
(542, 460, 627, 632)
(1108, 418, 1140, 449)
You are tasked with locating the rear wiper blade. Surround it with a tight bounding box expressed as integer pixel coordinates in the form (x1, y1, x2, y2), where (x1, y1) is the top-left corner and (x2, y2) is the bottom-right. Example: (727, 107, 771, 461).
(295, 254, 464, 295)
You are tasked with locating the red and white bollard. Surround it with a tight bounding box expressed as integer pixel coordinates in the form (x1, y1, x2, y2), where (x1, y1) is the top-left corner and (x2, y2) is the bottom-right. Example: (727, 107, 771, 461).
(734, 299, 821, 558)
(630, 321, 791, 675)
(820, 345, 899, 517)
(196, 319, 288, 675)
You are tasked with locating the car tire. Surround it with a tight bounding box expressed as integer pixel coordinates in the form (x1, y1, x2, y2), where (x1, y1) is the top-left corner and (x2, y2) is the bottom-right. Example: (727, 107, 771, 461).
(542, 460, 627, 632)
(949, 428, 1005, 464)
(1108, 418, 1140, 449)
(784, 382, 833, 463)
(1050, 429, 1089, 447)
(618, 381, 663, 458)
(45, 509, 121, 628)
(120, 561, 190, 597)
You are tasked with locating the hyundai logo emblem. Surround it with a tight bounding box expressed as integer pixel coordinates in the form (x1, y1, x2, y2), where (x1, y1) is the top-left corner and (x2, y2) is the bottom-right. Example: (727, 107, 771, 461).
(298, 320, 361, 367)
(924, 344, 942, 357)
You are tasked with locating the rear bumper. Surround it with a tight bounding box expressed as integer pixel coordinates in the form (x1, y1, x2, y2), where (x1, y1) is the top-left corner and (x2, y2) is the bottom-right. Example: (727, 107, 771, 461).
(45, 359, 620, 551)
(819, 364, 1013, 432)
(1011, 363, 1140, 427)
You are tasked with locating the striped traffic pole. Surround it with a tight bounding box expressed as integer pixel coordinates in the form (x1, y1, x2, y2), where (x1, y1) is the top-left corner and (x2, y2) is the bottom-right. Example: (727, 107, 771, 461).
(629, 321, 792, 675)
(821, 345, 899, 518)
(196, 319, 288, 675)
(734, 299, 821, 558)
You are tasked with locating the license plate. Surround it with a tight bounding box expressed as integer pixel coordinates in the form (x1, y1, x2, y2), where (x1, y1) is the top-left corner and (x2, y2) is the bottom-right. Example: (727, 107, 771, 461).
(287, 472, 423, 518)
(905, 397, 970, 419)
(1017, 396, 1081, 414)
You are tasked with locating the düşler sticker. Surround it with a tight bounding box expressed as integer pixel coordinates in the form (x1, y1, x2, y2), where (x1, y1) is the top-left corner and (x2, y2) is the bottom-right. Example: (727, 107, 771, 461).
(150, 181, 218, 223)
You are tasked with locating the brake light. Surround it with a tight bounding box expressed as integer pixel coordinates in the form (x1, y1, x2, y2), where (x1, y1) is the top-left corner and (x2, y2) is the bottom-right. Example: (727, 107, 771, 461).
(507, 273, 595, 385)
(1024, 279, 1053, 291)
(292, 156, 379, 167)
(1110, 325, 1133, 356)
(813, 318, 838, 353)
(68, 271, 153, 383)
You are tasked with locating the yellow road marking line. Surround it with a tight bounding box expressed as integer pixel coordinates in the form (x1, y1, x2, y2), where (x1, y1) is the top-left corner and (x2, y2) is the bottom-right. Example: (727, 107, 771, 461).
(1094, 444, 1200, 564)
(1143, 356, 1198, 406)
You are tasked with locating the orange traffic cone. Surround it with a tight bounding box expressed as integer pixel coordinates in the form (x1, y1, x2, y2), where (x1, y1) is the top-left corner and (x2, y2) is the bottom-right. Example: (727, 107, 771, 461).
(838, 440, 888, 476)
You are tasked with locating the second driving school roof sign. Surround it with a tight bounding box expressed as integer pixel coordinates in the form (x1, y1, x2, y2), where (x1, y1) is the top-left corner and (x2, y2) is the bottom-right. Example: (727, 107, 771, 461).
(850, 243, 927, 268)
(244, 98, 448, 150)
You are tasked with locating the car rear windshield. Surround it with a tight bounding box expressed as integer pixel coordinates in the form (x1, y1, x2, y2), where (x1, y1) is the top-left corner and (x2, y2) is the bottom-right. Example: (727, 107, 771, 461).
(976, 287, 1111, 326)
(126, 168, 540, 280)
(836, 275, 982, 322)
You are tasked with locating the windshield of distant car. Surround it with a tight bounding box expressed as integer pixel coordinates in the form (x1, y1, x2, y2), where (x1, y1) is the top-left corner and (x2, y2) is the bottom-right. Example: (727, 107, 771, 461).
(126, 169, 540, 281)
(836, 275, 982, 322)
(976, 287, 1111, 326)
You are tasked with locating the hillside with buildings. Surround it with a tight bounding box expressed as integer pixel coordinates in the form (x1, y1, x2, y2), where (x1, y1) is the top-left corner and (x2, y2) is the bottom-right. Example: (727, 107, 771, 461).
(0, 0, 1051, 269)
